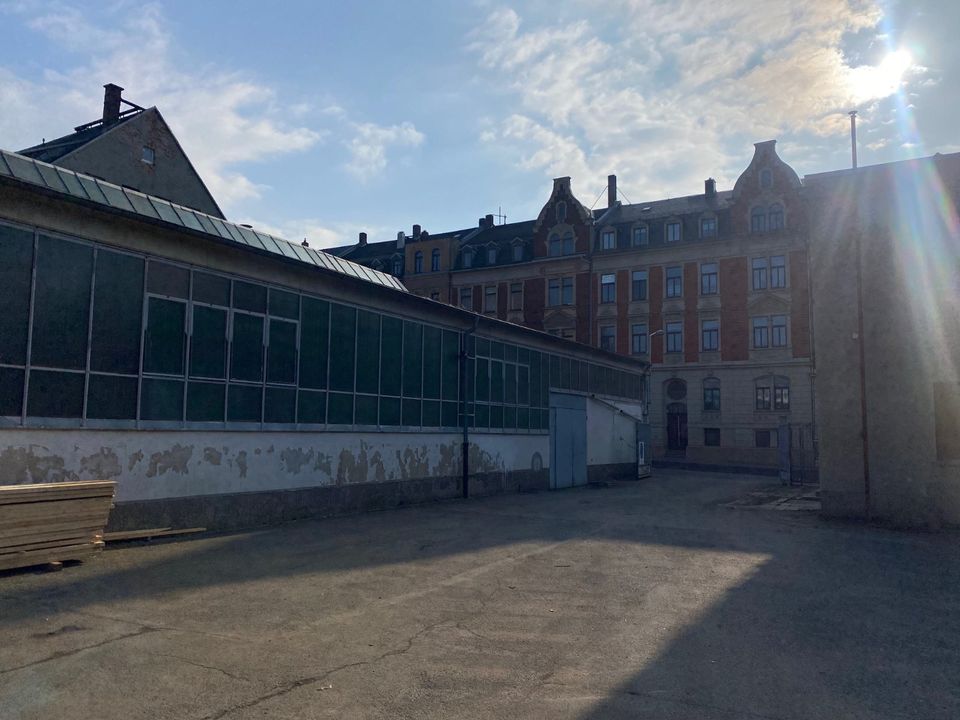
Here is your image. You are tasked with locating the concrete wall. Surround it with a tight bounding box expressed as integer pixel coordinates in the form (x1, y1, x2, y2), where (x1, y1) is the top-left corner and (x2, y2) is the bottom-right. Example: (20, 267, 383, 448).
(585, 398, 638, 481)
(0, 429, 550, 531)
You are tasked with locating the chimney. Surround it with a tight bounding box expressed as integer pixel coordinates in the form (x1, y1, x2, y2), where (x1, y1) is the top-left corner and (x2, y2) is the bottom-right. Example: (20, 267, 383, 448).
(485, 213, 494, 227)
(705, 178, 716, 197)
(607, 174, 617, 207)
(396, 231, 406, 249)
(849, 110, 858, 169)
(359, 232, 368, 247)
(102, 83, 124, 124)
(413, 224, 421, 240)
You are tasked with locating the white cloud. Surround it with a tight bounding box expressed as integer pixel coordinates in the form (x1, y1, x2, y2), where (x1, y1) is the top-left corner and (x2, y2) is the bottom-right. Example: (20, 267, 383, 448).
(343, 121, 425, 182)
(0, 2, 322, 213)
(468, 1, 917, 200)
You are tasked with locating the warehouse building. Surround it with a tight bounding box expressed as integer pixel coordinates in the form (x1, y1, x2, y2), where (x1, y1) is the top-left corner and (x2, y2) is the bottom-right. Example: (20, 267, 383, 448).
(0, 146, 648, 532)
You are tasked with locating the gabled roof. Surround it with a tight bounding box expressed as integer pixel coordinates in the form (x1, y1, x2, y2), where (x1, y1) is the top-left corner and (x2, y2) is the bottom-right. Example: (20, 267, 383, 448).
(0, 148, 406, 292)
(462, 219, 535, 247)
(602, 190, 734, 224)
(19, 111, 140, 163)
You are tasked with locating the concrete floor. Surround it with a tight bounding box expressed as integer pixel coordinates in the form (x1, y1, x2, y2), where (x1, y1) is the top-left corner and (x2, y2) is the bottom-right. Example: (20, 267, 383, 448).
(1, 470, 958, 720)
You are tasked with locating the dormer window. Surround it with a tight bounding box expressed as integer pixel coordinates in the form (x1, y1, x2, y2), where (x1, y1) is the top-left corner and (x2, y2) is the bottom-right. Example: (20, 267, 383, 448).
(759, 168, 772, 189)
(632, 226, 648, 246)
(463, 249, 474, 268)
(768, 203, 784, 230)
(700, 216, 717, 238)
(141, 146, 155, 165)
(665, 221, 681, 243)
(751, 206, 767, 233)
(601, 230, 616, 250)
(556, 201, 567, 223)
(512, 242, 523, 262)
(487, 246, 497, 265)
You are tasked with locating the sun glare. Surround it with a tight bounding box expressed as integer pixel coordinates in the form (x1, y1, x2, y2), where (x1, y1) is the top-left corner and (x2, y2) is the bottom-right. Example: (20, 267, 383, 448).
(849, 49, 913, 103)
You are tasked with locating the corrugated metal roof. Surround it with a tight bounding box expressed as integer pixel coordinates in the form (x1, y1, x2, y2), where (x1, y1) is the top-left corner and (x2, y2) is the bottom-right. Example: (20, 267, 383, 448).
(0, 149, 407, 292)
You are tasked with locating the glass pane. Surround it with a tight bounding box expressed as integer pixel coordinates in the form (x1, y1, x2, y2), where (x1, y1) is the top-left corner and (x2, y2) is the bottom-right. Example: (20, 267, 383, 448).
(491, 360, 503, 402)
(190, 305, 228, 378)
(379, 396, 401, 426)
(402, 398, 421, 426)
(442, 401, 458, 428)
(327, 392, 353, 424)
(505, 364, 517, 403)
(35, 162, 66, 192)
(32, 236, 93, 370)
(233, 281, 267, 313)
(187, 381, 225, 422)
(475, 358, 489, 402)
(27, 370, 84, 418)
(299, 297, 329, 390)
(193, 271, 230, 306)
(355, 394, 378, 425)
(230, 313, 264, 382)
(0, 367, 25, 416)
(4, 153, 45, 185)
(96, 181, 135, 212)
(402, 321, 423, 398)
(266, 318, 297, 384)
(124, 190, 160, 218)
(329, 305, 356, 392)
(140, 377, 184, 421)
(422, 399, 441, 427)
(148, 198, 183, 225)
(91, 250, 144, 374)
(0, 223, 34, 365)
(227, 384, 262, 422)
(144, 297, 186, 375)
(441, 330, 459, 401)
(147, 261, 189, 299)
(379, 316, 402, 396)
(298, 390, 326, 424)
(86, 374, 138, 420)
(422, 326, 441, 400)
(355, 310, 380, 394)
(264, 386, 296, 423)
(78, 175, 109, 204)
(55, 168, 87, 198)
(172, 206, 205, 232)
(269, 288, 299, 319)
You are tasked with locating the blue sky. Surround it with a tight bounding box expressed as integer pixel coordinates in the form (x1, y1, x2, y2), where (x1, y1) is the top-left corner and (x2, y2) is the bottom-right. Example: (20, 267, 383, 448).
(1, 0, 956, 247)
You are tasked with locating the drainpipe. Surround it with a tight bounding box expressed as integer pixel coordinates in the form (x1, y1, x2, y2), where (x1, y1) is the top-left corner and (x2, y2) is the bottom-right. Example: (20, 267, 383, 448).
(460, 317, 479, 498)
(854, 228, 871, 519)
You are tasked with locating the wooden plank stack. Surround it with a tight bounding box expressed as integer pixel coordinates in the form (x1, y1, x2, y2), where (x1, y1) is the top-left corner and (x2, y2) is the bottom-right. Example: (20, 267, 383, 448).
(0, 481, 116, 571)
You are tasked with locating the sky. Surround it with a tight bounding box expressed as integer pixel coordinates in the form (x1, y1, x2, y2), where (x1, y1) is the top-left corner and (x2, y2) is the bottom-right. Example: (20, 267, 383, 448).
(1, 0, 956, 248)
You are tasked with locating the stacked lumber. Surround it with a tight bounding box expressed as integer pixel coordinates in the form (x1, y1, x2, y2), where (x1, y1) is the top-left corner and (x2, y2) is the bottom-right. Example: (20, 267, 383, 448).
(0, 481, 115, 571)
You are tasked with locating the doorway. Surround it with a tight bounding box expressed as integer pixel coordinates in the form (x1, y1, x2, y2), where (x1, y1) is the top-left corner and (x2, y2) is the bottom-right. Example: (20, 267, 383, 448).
(550, 393, 587, 489)
(666, 402, 688, 456)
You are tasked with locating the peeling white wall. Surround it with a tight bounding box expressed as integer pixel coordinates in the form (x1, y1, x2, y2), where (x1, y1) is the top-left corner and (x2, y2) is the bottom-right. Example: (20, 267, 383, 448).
(0, 430, 549, 502)
(586, 399, 638, 466)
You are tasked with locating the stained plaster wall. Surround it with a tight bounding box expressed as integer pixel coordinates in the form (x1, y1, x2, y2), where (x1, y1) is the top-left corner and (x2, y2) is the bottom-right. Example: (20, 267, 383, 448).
(586, 398, 639, 468)
(0, 430, 549, 503)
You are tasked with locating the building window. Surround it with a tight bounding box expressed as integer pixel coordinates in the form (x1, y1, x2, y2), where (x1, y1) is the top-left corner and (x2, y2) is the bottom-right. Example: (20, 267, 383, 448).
(392, 257, 403, 275)
(549, 327, 576, 340)
(751, 207, 767, 233)
(756, 384, 771, 410)
(700, 262, 718, 295)
(562, 232, 575, 255)
(631, 323, 648, 354)
(755, 429, 778, 448)
(774, 382, 790, 410)
(462, 249, 474, 268)
(771, 315, 788, 347)
(600, 325, 616, 352)
(512, 243, 523, 262)
(768, 203, 784, 230)
(770, 255, 786, 288)
(631, 270, 647, 300)
(703, 378, 721, 412)
(665, 321, 682, 353)
(459, 287, 472, 309)
(487, 246, 497, 265)
(632, 226, 648, 246)
(484, 285, 497, 313)
(700, 217, 717, 238)
(414, 251, 423, 274)
(549, 234, 561, 257)
(704, 428, 721, 446)
(752, 257, 767, 290)
(509, 282, 523, 311)
(752, 317, 769, 348)
(556, 201, 567, 223)
(759, 168, 773, 189)
(141, 146, 155, 165)
(548, 277, 574, 306)
(600, 273, 616, 303)
(601, 230, 616, 250)
(665, 266, 682, 298)
(431, 249, 440, 272)
(701, 319, 719, 352)
(666, 221, 681, 243)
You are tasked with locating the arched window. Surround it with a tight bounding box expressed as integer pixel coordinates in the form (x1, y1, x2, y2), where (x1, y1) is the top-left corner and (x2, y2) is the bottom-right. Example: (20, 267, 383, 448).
(703, 378, 721, 412)
(751, 206, 767, 233)
(462, 249, 474, 268)
(768, 203, 784, 230)
(392, 256, 403, 275)
(487, 246, 497, 265)
(556, 201, 567, 223)
(414, 251, 423, 273)
(562, 232, 575, 255)
(431, 248, 440, 271)
(549, 234, 561, 257)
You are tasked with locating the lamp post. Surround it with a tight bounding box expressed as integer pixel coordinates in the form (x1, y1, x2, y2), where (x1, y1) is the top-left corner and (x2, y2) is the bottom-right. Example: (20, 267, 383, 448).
(645, 329, 664, 418)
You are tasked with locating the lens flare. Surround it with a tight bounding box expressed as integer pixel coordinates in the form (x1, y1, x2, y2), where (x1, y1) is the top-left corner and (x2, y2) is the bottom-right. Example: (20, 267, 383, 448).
(849, 49, 913, 103)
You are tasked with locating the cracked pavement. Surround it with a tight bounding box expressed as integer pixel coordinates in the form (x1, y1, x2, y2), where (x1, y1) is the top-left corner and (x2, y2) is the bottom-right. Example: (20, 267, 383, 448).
(1, 470, 958, 719)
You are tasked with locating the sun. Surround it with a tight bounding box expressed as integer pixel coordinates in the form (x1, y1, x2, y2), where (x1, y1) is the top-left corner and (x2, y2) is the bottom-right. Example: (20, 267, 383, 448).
(849, 49, 913, 103)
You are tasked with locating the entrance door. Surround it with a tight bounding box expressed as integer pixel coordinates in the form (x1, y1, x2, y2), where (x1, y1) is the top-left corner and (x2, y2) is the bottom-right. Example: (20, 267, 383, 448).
(550, 393, 587, 489)
(666, 402, 687, 456)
